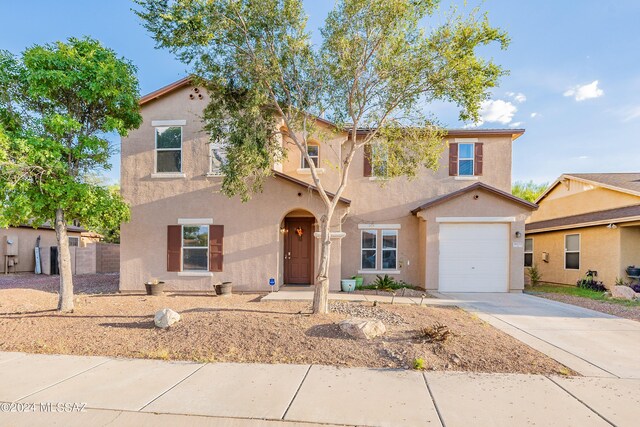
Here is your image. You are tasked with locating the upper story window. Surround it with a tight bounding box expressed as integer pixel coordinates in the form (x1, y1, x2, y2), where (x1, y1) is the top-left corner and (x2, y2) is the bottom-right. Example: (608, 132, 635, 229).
(524, 238, 533, 267)
(209, 142, 227, 176)
(363, 144, 388, 178)
(68, 236, 79, 247)
(449, 141, 483, 177)
(301, 145, 319, 169)
(458, 143, 474, 176)
(155, 126, 182, 173)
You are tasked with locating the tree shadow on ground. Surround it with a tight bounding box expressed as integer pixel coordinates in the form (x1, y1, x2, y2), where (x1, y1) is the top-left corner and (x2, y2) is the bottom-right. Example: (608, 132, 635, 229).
(99, 320, 156, 329)
(305, 323, 352, 340)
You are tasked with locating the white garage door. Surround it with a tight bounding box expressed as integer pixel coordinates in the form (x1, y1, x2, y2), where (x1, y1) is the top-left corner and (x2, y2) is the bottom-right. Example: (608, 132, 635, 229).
(439, 223, 509, 292)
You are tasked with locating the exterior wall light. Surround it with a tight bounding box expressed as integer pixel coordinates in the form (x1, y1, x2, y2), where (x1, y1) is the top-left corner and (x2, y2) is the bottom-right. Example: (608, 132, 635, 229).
(515, 231, 522, 238)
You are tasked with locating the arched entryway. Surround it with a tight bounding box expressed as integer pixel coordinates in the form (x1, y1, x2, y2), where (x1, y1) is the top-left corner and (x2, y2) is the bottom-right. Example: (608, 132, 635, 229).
(280, 209, 317, 286)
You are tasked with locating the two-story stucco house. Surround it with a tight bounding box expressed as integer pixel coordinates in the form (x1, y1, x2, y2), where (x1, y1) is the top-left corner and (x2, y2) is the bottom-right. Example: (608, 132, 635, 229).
(120, 78, 536, 293)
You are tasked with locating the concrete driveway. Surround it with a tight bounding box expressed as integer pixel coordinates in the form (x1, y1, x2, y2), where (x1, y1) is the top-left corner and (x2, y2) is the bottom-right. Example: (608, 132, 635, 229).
(439, 292, 640, 379)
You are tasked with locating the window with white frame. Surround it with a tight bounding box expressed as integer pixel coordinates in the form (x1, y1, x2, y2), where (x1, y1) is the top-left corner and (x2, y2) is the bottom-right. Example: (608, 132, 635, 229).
(301, 145, 319, 169)
(155, 126, 182, 173)
(565, 234, 580, 270)
(361, 230, 377, 270)
(458, 143, 474, 176)
(524, 238, 533, 267)
(381, 230, 398, 269)
(68, 236, 79, 247)
(182, 225, 208, 271)
(209, 142, 227, 176)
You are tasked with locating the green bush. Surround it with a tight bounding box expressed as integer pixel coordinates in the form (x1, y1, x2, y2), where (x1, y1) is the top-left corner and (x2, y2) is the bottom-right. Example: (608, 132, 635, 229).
(354, 275, 418, 292)
(413, 357, 426, 370)
(526, 264, 542, 286)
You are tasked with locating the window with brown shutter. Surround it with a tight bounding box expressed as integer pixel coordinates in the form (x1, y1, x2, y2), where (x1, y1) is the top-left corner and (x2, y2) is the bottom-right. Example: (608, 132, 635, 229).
(209, 225, 224, 272)
(448, 143, 458, 176)
(363, 144, 372, 177)
(474, 143, 483, 176)
(167, 225, 182, 272)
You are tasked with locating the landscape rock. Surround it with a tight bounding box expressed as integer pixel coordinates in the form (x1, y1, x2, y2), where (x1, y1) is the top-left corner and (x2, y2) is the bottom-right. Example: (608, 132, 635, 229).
(154, 308, 181, 329)
(611, 286, 637, 300)
(339, 317, 386, 339)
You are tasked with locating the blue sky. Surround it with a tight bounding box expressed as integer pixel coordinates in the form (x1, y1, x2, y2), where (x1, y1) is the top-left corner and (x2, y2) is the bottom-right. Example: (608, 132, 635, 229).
(2, 0, 640, 186)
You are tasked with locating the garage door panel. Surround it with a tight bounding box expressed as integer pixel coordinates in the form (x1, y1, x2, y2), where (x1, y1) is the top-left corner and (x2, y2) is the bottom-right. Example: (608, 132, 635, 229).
(438, 223, 509, 293)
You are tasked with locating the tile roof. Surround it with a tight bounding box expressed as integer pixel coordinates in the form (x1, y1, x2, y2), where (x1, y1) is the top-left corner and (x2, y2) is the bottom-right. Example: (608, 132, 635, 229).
(526, 204, 640, 232)
(411, 182, 537, 214)
(566, 173, 640, 194)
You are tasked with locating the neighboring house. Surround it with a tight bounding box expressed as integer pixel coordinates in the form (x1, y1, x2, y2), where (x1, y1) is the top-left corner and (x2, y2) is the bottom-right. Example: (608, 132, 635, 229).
(1, 224, 84, 273)
(119, 78, 536, 293)
(525, 173, 640, 288)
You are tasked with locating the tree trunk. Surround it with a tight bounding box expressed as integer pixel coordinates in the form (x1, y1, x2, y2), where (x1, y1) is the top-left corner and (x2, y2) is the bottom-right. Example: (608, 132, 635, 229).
(54, 208, 74, 312)
(312, 214, 332, 314)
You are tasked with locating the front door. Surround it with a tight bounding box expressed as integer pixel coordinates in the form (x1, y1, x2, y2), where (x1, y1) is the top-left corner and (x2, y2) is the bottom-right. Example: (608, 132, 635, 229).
(284, 218, 314, 285)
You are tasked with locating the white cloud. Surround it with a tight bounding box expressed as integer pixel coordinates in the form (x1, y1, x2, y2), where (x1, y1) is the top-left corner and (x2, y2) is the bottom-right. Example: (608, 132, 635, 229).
(509, 122, 523, 128)
(621, 106, 640, 122)
(475, 99, 517, 126)
(506, 92, 527, 103)
(563, 80, 604, 101)
(530, 112, 539, 118)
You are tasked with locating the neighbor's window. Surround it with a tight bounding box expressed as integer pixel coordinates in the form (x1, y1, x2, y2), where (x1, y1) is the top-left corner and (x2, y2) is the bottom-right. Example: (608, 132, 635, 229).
(302, 145, 319, 168)
(565, 234, 580, 270)
(182, 225, 208, 271)
(68, 236, 79, 247)
(381, 230, 398, 269)
(524, 238, 533, 267)
(361, 230, 377, 270)
(458, 143, 474, 176)
(209, 142, 227, 176)
(155, 126, 182, 173)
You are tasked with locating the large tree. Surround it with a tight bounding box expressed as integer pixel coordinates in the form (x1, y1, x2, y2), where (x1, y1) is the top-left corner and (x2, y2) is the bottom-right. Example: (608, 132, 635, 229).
(135, 0, 509, 313)
(512, 181, 548, 203)
(0, 38, 142, 312)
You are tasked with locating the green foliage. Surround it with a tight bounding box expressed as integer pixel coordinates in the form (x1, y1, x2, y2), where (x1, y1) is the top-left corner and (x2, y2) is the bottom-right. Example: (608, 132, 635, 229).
(134, 0, 510, 198)
(512, 181, 548, 203)
(614, 277, 628, 287)
(358, 275, 417, 291)
(528, 284, 640, 307)
(526, 264, 542, 286)
(0, 37, 140, 241)
(413, 357, 426, 370)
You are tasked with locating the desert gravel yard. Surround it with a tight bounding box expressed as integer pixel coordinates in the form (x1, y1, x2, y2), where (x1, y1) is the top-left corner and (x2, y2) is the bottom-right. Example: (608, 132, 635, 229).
(0, 274, 574, 375)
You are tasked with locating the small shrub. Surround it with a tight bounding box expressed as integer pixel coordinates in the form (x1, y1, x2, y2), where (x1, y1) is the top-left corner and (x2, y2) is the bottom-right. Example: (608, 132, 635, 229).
(577, 271, 606, 292)
(420, 322, 452, 343)
(413, 357, 426, 370)
(615, 277, 629, 287)
(527, 264, 542, 286)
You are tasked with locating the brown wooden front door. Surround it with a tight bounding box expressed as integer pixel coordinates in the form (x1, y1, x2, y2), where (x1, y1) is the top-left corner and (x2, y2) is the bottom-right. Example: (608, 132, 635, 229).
(284, 218, 314, 285)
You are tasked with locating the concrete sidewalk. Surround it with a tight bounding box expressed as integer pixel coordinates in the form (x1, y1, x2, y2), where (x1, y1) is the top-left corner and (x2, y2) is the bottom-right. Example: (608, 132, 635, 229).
(438, 293, 640, 379)
(1, 351, 638, 426)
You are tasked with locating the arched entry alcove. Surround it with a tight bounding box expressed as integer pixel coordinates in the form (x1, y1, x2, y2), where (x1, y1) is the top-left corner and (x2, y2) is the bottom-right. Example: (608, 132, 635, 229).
(279, 209, 317, 287)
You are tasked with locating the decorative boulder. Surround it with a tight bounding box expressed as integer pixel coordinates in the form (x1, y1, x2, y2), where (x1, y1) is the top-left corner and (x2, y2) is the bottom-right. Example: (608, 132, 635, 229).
(154, 308, 181, 329)
(339, 317, 386, 340)
(611, 286, 637, 300)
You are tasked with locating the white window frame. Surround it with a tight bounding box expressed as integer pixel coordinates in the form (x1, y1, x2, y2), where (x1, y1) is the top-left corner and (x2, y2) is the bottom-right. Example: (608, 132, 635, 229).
(564, 233, 580, 270)
(458, 142, 475, 176)
(155, 126, 183, 174)
(524, 237, 533, 268)
(381, 229, 398, 270)
(181, 225, 209, 272)
(208, 142, 226, 176)
(360, 229, 377, 271)
(301, 144, 319, 169)
(68, 236, 79, 247)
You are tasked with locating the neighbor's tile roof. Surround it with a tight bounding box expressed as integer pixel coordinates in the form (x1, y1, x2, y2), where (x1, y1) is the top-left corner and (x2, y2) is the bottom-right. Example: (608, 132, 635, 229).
(566, 173, 640, 194)
(526, 204, 640, 233)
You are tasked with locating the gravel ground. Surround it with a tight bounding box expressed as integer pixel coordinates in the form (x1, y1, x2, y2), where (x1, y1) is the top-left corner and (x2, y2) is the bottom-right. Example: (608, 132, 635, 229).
(532, 292, 640, 322)
(0, 273, 118, 294)
(0, 281, 574, 375)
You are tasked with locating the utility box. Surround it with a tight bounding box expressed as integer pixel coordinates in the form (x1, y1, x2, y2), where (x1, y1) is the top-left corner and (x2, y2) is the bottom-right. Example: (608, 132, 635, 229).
(2, 235, 18, 256)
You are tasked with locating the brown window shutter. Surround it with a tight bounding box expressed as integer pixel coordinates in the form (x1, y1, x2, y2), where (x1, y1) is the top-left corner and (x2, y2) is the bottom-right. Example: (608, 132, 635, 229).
(167, 225, 182, 272)
(448, 143, 458, 176)
(363, 144, 372, 177)
(209, 225, 224, 272)
(474, 143, 483, 176)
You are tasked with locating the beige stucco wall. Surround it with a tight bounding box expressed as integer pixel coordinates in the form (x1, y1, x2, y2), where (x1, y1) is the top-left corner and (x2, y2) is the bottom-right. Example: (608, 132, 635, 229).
(530, 180, 640, 223)
(0, 227, 82, 273)
(526, 226, 622, 287)
(120, 86, 345, 292)
(121, 83, 524, 291)
(416, 187, 530, 291)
